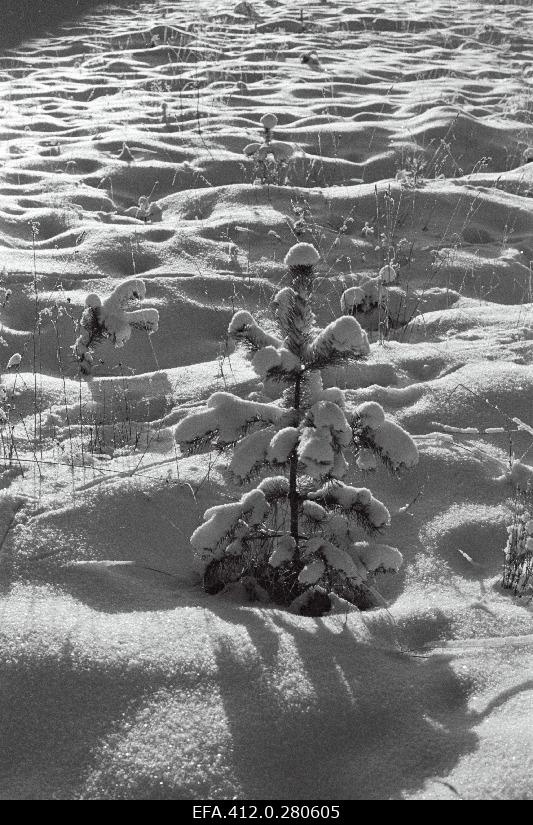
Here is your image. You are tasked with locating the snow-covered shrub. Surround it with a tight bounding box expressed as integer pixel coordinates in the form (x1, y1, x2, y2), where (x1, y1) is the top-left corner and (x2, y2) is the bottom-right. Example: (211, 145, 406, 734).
(395, 153, 426, 189)
(123, 196, 162, 223)
(341, 265, 410, 334)
(341, 278, 382, 317)
(301, 51, 321, 69)
(243, 113, 299, 185)
(175, 242, 418, 614)
(503, 461, 533, 596)
(73, 278, 159, 376)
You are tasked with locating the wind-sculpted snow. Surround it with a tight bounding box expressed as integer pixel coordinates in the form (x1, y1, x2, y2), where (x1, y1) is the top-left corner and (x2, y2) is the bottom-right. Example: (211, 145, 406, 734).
(0, 0, 532, 802)
(0, 0, 532, 375)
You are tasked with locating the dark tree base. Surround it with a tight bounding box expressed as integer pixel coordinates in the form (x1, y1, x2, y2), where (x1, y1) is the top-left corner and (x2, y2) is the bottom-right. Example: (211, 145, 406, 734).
(203, 554, 381, 615)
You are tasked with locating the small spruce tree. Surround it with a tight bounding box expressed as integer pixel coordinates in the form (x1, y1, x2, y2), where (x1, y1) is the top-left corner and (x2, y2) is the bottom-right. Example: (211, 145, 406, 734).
(244, 113, 297, 185)
(175, 243, 418, 614)
(73, 278, 159, 376)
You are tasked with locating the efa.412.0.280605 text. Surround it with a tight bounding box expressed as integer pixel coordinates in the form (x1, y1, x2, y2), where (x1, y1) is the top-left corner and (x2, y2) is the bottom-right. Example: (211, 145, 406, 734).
(192, 805, 343, 821)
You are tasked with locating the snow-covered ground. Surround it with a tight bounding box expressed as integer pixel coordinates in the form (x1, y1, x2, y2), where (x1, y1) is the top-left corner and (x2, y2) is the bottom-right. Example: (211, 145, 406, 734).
(0, 0, 532, 800)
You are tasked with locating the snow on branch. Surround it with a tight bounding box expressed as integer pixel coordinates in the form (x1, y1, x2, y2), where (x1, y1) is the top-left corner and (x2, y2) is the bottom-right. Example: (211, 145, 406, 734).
(244, 140, 296, 163)
(310, 400, 352, 448)
(370, 420, 419, 470)
(269, 535, 297, 568)
(301, 537, 361, 582)
(268, 427, 300, 465)
(352, 401, 418, 471)
(284, 243, 321, 268)
(228, 310, 281, 351)
(298, 427, 335, 479)
(230, 427, 275, 481)
(307, 316, 370, 369)
(352, 541, 403, 574)
(175, 392, 283, 452)
(341, 279, 381, 316)
(295, 399, 353, 480)
(257, 475, 290, 502)
(308, 481, 390, 532)
(299, 512, 402, 580)
(191, 488, 270, 567)
(252, 345, 301, 384)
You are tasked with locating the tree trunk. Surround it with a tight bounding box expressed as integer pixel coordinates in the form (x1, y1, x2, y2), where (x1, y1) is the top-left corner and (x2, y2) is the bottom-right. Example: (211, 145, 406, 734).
(289, 374, 301, 552)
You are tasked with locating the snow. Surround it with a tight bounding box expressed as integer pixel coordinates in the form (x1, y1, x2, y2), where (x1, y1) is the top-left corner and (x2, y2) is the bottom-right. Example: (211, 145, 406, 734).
(73, 279, 159, 374)
(279, 349, 300, 373)
(257, 475, 289, 502)
(268, 535, 296, 568)
(5, 353, 21, 370)
(310, 400, 352, 447)
(284, 243, 321, 268)
(355, 401, 386, 430)
(341, 286, 366, 314)
(228, 311, 281, 350)
(251, 140, 296, 163)
(252, 345, 300, 380)
(260, 113, 278, 131)
(298, 558, 326, 585)
(331, 450, 349, 479)
(353, 401, 419, 470)
(295, 400, 353, 479)
(251, 345, 282, 377)
(353, 542, 403, 573)
(341, 280, 381, 314)
(175, 392, 282, 448)
(370, 419, 420, 470)
(310, 316, 370, 361)
(366, 497, 391, 530)
(356, 448, 378, 471)
(297, 427, 334, 479)
(302, 500, 327, 523)
(230, 426, 274, 480)
(318, 387, 345, 409)
(310, 483, 371, 509)
(0, 0, 532, 802)
(309, 483, 390, 529)
(243, 142, 261, 157)
(321, 543, 359, 579)
(267, 426, 299, 464)
(305, 536, 360, 580)
(191, 488, 269, 563)
(225, 538, 244, 556)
